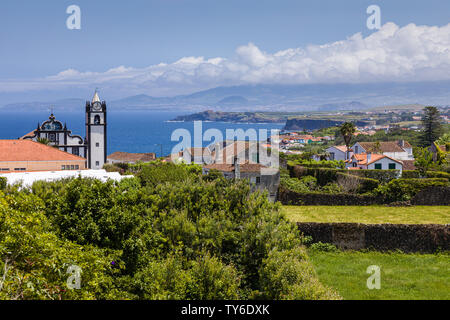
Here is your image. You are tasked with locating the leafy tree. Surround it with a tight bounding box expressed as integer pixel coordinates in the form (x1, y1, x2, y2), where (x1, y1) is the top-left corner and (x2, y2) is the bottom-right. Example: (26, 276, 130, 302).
(420, 106, 443, 147)
(414, 147, 436, 175)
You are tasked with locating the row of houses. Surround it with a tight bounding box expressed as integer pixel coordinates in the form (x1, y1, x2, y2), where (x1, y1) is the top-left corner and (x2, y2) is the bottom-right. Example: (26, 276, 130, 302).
(164, 140, 280, 202)
(321, 140, 416, 173)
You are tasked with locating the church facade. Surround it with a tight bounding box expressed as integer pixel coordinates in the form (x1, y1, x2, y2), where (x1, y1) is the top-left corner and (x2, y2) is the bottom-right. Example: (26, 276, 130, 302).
(21, 91, 107, 170)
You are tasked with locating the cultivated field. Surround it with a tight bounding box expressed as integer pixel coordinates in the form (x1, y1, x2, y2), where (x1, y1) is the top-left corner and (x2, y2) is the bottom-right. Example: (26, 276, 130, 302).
(283, 205, 450, 225)
(308, 250, 450, 300)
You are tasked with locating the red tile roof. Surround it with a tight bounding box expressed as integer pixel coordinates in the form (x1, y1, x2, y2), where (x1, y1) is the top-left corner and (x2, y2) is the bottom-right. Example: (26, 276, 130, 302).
(0, 140, 85, 162)
(108, 151, 156, 162)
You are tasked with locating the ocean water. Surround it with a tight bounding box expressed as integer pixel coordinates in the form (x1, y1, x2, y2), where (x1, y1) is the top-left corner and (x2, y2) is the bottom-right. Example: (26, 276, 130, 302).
(0, 111, 284, 157)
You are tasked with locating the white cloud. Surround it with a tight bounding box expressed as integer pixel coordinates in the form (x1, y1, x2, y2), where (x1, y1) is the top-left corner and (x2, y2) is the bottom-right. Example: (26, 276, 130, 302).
(1, 22, 449, 96)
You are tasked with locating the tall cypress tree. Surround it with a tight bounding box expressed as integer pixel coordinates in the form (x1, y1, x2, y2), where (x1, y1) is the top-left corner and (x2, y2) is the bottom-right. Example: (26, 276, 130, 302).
(420, 106, 442, 147)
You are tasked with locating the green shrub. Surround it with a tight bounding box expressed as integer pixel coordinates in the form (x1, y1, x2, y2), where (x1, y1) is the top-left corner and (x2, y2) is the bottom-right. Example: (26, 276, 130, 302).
(258, 248, 341, 300)
(337, 172, 379, 194)
(425, 171, 450, 180)
(403, 170, 450, 180)
(6, 162, 337, 300)
(402, 170, 421, 179)
(289, 160, 345, 169)
(347, 170, 399, 184)
(0, 177, 6, 190)
(374, 178, 449, 202)
(309, 242, 339, 253)
(290, 166, 344, 186)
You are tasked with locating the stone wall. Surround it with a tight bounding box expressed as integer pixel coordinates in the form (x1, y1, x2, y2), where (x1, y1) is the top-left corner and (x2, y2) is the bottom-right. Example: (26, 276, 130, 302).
(298, 222, 449, 253)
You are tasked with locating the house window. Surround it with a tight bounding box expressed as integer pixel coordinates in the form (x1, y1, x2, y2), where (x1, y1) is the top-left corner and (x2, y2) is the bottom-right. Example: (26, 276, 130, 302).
(61, 165, 66, 170)
(96, 161, 100, 167)
(96, 143, 100, 147)
(70, 165, 75, 170)
(14, 168, 26, 171)
(352, 162, 357, 168)
(1, 168, 10, 171)
(75, 165, 79, 170)
(329, 152, 335, 160)
(355, 146, 359, 154)
(256, 177, 261, 184)
(389, 163, 396, 170)
(375, 163, 382, 170)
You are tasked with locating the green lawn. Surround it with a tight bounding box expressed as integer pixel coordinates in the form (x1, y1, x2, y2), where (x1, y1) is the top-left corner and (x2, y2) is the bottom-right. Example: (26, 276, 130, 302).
(283, 206, 450, 225)
(308, 250, 450, 300)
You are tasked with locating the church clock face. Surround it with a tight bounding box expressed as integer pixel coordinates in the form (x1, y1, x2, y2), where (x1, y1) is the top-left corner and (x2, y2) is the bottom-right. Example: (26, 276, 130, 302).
(93, 102, 102, 111)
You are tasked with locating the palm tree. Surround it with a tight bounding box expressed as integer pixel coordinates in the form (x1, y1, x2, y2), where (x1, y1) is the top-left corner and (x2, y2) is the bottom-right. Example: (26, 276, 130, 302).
(340, 122, 356, 160)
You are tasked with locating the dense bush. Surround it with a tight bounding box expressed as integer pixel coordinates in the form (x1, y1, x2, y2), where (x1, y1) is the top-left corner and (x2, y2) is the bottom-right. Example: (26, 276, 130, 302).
(402, 170, 450, 180)
(278, 187, 381, 206)
(347, 170, 400, 184)
(0, 177, 6, 190)
(374, 178, 449, 202)
(1, 163, 338, 300)
(289, 164, 399, 186)
(288, 160, 345, 169)
(336, 173, 379, 194)
(289, 166, 344, 186)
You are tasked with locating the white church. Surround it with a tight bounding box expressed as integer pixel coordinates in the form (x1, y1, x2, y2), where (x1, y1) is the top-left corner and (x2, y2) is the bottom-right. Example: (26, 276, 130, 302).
(21, 91, 107, 170)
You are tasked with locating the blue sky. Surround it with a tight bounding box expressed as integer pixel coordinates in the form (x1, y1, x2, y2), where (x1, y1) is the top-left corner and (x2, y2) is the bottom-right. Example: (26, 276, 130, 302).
(0, 0, 449, 103)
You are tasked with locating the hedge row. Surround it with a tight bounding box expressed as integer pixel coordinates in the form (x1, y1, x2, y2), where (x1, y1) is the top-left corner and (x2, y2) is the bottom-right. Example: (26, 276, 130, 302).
(278, 187, 382, 206)
(346, 169, 400, 184)
(297, 222, 449, 253)
(287, 160, 345, 169)
(336, 172, 379, 194)
(288, 164, 399, 186)
(402, 170, 450, 180)
(375, 178, 450, 203)
(289, 165, 346, 186)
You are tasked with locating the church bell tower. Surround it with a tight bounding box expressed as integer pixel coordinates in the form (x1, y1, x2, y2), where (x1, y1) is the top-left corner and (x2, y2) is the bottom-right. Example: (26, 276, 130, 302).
(86, 90, 107, 169)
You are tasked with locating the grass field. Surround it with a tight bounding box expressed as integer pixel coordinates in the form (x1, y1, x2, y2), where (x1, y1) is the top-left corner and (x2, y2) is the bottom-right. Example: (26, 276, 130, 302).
(283, 206, 450, 225)
(308, 250, 450, 300)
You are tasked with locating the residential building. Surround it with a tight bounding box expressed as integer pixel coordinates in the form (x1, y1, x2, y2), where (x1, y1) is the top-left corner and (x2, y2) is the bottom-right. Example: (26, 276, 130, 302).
(203, 159, 280, 202)
(346, 153, 403, 174)
(351, 140, 414, 161)
(323, 145, 352, 161)
(0, 140, 86, 173)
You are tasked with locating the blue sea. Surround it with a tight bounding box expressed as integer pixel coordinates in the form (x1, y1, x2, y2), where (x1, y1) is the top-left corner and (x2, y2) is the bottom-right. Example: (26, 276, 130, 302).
(0, 111, 284, 157)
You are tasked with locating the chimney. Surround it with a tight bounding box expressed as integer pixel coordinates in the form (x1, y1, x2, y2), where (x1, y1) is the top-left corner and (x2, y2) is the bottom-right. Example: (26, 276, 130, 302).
(367, 153, 372, 164)
(234, 156, 240, 179)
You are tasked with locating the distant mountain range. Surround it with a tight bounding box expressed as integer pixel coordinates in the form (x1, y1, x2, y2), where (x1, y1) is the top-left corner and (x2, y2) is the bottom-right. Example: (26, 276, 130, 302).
(1, 80, 449, 113)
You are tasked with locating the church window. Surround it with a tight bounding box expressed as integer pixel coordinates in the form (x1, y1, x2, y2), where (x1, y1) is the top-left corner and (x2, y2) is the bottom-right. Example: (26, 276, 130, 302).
(96, 161, 100, 166)
(96, 143, 100, 147)
(94, 115, 101, 125)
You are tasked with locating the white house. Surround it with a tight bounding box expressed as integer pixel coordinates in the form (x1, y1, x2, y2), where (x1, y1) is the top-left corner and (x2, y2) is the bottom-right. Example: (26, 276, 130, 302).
(352, 141, 413, 161)
(323, 145, 352, 161)
(346, 153, 403, 174)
